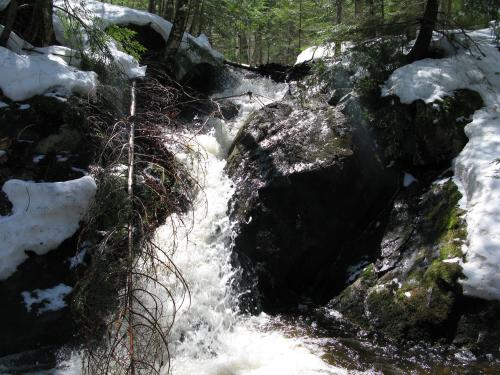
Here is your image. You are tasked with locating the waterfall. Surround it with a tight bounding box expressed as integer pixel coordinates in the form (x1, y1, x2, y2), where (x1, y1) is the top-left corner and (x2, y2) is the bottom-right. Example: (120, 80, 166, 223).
(54, 71, 360, 375)
(151, 71, 349, 375)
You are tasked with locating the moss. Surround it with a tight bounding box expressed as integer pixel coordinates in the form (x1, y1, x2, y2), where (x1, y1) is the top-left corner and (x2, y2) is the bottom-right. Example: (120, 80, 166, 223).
(361, 263, 375, 280)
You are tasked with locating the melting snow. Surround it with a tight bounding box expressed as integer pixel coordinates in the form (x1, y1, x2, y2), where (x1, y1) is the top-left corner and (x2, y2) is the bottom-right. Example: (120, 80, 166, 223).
(21, 283, 73, 315)
(295, 43, 335, 65)
(0, 46, 98, 102)
(0, 177, 97, 280)
(403, 173, 417, 187)
(383, 26, 500, 301)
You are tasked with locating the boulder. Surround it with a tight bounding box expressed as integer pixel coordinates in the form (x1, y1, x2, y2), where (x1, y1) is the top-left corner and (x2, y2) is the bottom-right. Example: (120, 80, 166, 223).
(227, 99, 399, 310)
(370, 89, 483, 176)
(325, 179, 500, 356)
(0, 95, 90, 358)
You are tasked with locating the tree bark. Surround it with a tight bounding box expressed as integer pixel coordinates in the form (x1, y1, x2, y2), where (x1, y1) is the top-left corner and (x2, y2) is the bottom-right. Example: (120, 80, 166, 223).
(335, 0, 342, 24)
(407, 0, 439, 62)
(25, 0, 54, 47)
(163, 0, 175, 21)
(354, 0, 362, 17)
(148, 0, 156, 13)
(164, 0, 190, 66)
(0, 0, 19, 47)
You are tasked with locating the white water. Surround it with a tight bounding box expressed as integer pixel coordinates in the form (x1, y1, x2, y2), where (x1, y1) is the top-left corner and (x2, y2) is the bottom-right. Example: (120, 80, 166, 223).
(154, 72, 358, 375)
(56, 72, 370, 375)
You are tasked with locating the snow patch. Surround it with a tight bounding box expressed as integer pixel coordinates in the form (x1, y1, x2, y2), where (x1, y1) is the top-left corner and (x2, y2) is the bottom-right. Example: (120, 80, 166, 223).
(403, 172, 417, 187)
(0, 0, 9, 11)
(0, 47, 97, 102)
(0, 177, 97, 280)
(53, 0, 223, 79)
(295, 44, 335, 65)
(383, 27, 500, 301)
(22, 283, 73, 315)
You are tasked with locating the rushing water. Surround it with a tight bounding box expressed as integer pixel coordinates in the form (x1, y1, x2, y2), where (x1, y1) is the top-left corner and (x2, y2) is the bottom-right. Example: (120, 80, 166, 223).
(152, 72, 360, 375)
(47, 71, 499, 375)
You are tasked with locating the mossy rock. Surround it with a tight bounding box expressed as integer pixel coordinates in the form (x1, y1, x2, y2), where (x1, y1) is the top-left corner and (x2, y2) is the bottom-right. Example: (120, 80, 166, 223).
(371, 89, 483, 174)
(328, 179, 470, 343)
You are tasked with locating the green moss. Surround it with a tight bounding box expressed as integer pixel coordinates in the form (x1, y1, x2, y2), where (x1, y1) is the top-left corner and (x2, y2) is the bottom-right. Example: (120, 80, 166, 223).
(361, 263, 375, 279)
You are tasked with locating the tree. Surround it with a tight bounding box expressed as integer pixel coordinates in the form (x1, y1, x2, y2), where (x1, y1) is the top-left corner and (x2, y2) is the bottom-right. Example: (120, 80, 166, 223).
(407, 0, 438, 62)
(0, 0, 19, 47)
(164, 0, 190, 65)
(26, 0, 55, 46)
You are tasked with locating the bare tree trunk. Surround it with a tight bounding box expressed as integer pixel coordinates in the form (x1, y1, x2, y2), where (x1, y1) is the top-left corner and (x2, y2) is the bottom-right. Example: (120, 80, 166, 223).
(298, 0, 303, 51)
(335, 0, 342, 24)
(238, 32, 249, 65)
(164, 0, 189, 65)
(408, 0, 439, 62)
(25, 0, 54, 47)
(148, 0, 156, 13)
(189, 0, 202, 35)
(354, 0, 362, 17)
(163, 0, 175, 20)
(0, 0, 19, 47)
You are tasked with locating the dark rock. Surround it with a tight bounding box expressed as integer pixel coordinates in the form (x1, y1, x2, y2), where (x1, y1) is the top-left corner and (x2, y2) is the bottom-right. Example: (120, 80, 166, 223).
(0, 96, 90, 358)
(370, 89, 483, 179)
(227, 98, 399, 310)
(0, 95, 91, 185)
(0, 234, 79, 356)
(326, 179, 500, 357)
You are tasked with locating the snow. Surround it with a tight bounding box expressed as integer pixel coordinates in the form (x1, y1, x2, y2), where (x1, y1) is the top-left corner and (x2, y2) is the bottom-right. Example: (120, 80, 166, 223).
(21, 283, 73, 315)
(295, 44, 335, 65)
(0, 101, 8, 109)
(403, 172, 417, 187)
(0, 177, 97, 280)
(53, 0, 223, 78)
(33, 155, 45, 163)
(0, 0, 10, 11)
(383, 27, 500, 301)
(0, 0, 223, 101)
(0, 46, 97, 102)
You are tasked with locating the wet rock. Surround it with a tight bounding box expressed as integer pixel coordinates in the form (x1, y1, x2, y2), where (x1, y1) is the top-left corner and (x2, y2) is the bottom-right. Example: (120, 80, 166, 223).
(0, 95, 90, 357)
(326, 179, 500, 357)
(227, 98, 399, 310)
(370, 89, 483, 177)
(0, 234, 79, 356)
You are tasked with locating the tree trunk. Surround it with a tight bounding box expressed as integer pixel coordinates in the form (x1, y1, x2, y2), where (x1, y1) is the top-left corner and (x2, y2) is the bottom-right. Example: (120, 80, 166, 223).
(189, 0, 202, 36)
(163, 0, 175, 21)
(407, 0, 439, 62)
(335, 0, 342, 24)
(164, 0, 190, 65)
(26, 0, 54, 47)
(148, 0, 156, 13)
(0, 0, 19, 47)
(354, 0, 362, 17)
(298, 0, 303, 51)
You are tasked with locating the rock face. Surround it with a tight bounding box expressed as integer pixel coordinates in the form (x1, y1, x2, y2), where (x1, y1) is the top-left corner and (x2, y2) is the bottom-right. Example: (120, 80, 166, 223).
(227, 99, 399, 310)
(370, 89, 483, 175)
(0, 96, 90, 357)
(325, 179, 500, 356)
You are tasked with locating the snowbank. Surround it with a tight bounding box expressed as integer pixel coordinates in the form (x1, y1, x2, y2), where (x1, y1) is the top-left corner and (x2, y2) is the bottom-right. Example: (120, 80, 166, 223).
(0, 46, 97, 101)
(53, 0, 223, 78)
(295, 43, 335, 65)
(382, 27, 500, 301)
(0, 177, 97, 280)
